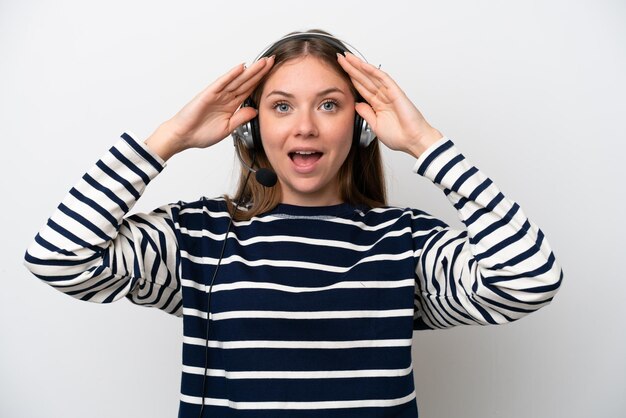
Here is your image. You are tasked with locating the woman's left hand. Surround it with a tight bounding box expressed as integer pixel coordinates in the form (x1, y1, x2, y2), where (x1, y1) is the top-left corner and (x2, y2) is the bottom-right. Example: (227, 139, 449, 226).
(337, 52, 443, 159)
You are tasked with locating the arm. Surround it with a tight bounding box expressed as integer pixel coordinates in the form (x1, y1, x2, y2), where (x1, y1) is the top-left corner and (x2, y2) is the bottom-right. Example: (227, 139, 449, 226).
(23, 56, 276, 314)
(410, 136, 563, 329)
(337, 52, 563, 330)
(23, 131, 183, 315)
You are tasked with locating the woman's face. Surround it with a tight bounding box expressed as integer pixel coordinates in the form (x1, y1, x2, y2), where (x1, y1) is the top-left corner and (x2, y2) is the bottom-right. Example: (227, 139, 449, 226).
(258, 55, 355, 206)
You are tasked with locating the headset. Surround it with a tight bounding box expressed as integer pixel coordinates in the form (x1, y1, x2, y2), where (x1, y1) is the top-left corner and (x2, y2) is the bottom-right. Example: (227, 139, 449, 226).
(231, 32, 377, 163)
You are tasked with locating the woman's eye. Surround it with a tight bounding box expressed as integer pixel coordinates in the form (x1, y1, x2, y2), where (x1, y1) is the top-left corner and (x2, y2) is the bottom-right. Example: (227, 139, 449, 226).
(274, 103, 290, 113)
(320, 101, 337, 111)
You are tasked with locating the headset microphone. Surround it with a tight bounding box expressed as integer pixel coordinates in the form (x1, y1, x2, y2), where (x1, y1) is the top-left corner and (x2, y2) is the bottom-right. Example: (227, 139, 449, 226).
(255, 167, 278, 188)
(233, 140, 278, 187)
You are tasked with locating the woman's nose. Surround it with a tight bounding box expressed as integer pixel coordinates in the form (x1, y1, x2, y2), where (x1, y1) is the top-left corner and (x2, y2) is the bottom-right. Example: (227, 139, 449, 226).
(294, 110, 318, 138)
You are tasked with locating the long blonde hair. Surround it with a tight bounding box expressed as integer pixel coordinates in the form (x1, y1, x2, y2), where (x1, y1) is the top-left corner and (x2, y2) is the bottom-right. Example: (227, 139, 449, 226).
(225, 30, 387, 220)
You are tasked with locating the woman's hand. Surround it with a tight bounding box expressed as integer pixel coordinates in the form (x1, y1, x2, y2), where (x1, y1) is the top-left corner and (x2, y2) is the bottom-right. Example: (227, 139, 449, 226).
(145, 56, 275, 160)
(337, 52, 443, 159)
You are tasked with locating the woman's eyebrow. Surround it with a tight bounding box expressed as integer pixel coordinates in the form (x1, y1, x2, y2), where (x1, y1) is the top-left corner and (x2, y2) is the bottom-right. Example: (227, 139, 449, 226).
(265, 87, 347, 99)
(265, 90, 295, 99)
(317, 87, 347, 97)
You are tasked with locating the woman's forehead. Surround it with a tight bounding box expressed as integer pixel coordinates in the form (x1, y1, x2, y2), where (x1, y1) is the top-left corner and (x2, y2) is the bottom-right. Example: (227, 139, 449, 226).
(261, 55, 351, 97)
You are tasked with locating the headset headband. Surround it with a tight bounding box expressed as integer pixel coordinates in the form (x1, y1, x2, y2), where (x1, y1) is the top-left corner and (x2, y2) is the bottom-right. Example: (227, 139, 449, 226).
(252, 32, 369, 64)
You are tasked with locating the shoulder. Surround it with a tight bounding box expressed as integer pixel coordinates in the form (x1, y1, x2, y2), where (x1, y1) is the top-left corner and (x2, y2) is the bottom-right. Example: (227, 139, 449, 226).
(358, 205, 430, 220)
(358, 205, 449, 231)
(173, 196, 228, 211)
(166, 196, 231, 225)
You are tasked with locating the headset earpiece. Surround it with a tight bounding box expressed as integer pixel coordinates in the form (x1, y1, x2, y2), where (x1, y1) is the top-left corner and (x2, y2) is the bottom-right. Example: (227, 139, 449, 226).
(231, 98, 257, 149)
(354, 111, 376, 148)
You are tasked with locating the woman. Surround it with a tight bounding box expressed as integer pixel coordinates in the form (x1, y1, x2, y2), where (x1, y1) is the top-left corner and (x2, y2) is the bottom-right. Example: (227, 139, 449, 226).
(23, 30, 563, 418)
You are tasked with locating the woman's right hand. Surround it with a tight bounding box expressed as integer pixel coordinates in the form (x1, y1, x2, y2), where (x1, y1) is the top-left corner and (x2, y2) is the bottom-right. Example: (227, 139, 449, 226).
(145, 56, 275, 161)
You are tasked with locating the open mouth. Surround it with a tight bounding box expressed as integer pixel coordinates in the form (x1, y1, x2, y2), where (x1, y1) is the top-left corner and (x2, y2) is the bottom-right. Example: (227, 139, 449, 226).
(289, 151, 323, 167)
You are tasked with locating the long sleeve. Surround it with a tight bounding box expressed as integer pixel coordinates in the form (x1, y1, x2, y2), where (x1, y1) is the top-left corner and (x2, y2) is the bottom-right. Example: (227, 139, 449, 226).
(411, 136, 563, 330)
(23, 132, 183, 317)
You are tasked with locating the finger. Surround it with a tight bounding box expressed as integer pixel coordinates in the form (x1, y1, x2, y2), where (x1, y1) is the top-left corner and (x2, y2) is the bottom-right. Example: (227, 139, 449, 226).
(352, 77, 392, 108)
(344, 52, 401, 92)
(338, 53, 382, 97)
(211, 63, 247, 93)
(351, 78, 378, 104)
(354, 102, 377, 133)
(348, 62, 404, 108)
(337, 53, 375, 88)
(230, 56, 275, 97)
(225, 56, 273, 93)
(227, 106, 258, 132)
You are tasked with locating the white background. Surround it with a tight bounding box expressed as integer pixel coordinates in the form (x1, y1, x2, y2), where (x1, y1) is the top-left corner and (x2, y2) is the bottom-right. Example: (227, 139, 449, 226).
(2, 0, 625, 417)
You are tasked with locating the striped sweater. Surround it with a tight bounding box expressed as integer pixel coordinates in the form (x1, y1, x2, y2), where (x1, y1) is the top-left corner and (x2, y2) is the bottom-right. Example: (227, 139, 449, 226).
(23, 132, 563, 418)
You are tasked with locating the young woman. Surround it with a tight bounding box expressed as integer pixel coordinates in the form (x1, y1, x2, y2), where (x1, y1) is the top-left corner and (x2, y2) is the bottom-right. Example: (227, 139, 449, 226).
(23, 30, 563, 418)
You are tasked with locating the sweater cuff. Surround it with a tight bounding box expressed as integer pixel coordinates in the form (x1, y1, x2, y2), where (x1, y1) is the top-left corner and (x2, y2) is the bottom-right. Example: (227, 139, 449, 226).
(411, 136, 463, 183)
(121, 130, 168, 170)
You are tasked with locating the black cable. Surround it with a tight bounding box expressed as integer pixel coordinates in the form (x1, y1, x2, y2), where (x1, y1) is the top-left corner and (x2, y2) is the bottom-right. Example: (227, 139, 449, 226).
(197, 159, 254, 418)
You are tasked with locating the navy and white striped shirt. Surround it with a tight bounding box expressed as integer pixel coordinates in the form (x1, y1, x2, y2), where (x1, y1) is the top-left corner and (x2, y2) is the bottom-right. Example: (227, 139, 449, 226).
(23, 132, 563, 417)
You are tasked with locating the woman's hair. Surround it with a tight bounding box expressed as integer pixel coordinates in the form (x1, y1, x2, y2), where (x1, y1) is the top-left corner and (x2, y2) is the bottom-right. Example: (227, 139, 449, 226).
(225, 29, 387, 220)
